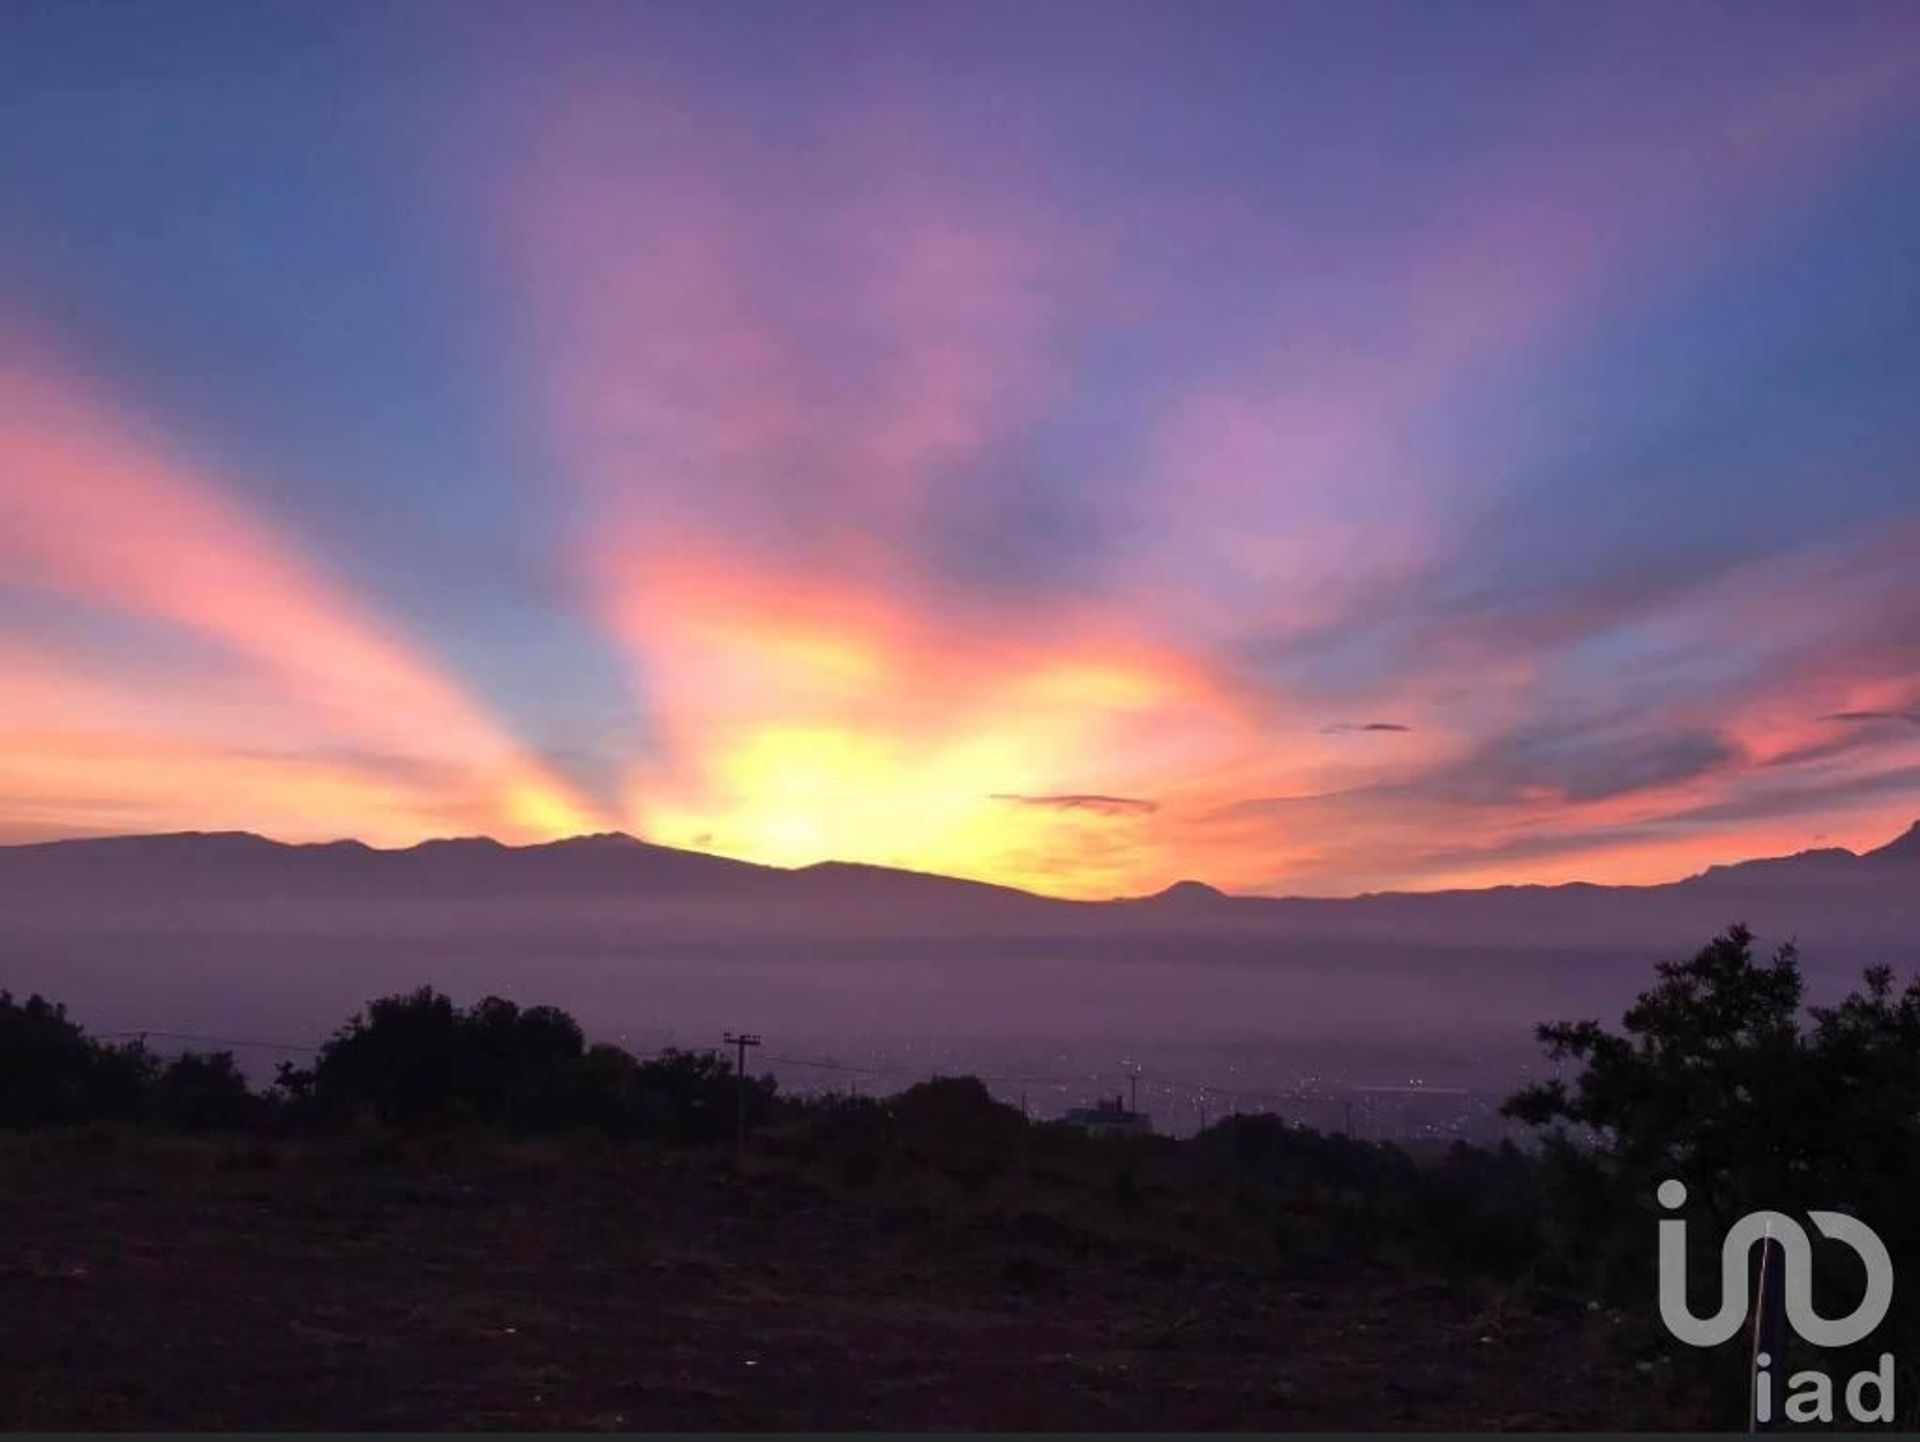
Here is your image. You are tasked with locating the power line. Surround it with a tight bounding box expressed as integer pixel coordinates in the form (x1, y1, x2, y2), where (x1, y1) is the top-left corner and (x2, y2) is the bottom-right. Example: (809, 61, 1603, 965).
(99, 1029, 320, 1053)
(759, 1052, 901, 1077)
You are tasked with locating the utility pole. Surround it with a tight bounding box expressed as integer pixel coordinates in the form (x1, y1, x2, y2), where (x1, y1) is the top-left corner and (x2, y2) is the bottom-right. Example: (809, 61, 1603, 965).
(1752, 1231, 1788, 1432)
(1128, 1069, 1140, 1115)
(722, 1031, 761, 1155)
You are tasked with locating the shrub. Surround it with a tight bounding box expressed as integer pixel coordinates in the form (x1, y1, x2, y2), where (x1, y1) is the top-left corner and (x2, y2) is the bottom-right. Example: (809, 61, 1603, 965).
(0, 991, 154, 1128)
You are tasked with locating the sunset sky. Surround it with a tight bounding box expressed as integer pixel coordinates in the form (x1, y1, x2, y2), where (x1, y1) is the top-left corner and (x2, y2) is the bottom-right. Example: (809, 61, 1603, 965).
(5, 1, 1919, 897)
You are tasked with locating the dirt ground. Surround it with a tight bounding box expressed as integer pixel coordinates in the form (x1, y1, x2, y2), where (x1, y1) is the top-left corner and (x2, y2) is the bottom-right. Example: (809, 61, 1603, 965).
(0, 1137, 1656, 1430)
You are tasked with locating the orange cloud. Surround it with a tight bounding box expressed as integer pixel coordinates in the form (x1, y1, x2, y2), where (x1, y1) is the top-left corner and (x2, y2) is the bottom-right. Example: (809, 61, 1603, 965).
(594, 546, 1267, 896)
(492, 63, 1920, 899)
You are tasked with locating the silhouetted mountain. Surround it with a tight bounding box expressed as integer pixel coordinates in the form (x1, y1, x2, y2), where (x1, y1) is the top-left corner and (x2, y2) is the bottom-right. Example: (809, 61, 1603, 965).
(3, 821, 1918, 928)
(0, 827, 787, 903)
(1866, 820, 1920, 863)
(3, 822, 1916, 1079)
(1131, 879, 1230, 907)
(789, 859, 1054, 914)
(1689, 845, 1861, 883)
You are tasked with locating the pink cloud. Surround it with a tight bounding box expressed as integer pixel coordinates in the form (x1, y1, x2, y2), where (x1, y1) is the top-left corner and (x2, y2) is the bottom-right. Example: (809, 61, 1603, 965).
(0, 351, 608, 842)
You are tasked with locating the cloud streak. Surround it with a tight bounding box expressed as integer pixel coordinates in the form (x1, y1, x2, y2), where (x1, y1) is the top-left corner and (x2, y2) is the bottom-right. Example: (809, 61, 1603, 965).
(5, 6, 1919, 896)
(0, 352, 608, 843)
(990, 794, 1160, 816)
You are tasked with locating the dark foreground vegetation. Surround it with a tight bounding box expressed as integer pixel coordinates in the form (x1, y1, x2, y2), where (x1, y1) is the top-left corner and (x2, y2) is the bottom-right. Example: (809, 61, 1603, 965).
(2, 924, 1917, 1428)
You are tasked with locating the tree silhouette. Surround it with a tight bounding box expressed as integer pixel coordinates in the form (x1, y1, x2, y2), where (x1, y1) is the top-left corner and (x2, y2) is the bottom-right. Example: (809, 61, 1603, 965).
(1507, 924, 1920, 1415)
(150, 1050, 261, 1131)
(274, 989, 774, 1139)
(1505, 923, 1811, 1228)
(0, 991, 153, 1128)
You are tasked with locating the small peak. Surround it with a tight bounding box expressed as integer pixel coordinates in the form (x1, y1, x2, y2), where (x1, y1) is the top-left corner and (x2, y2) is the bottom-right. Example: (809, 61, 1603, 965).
(549, 830, 645, 850)
(150, 830, 279, 850)
(1144, 878, 1228, 903)
(409, 835, 507, 853)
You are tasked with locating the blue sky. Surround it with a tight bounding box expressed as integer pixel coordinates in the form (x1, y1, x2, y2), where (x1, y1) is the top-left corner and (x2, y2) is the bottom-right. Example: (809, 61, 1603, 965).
(4, 0, 1919, 895)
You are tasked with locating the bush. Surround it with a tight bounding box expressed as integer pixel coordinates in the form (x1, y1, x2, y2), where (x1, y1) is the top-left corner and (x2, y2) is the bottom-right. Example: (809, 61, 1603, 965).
(150, 1051, 262, 1132)
(1506, 924, 1920, 1424)
(622, 1046, 776, 1146)
(0, 992, 154, 1128)
(274, 989, 775, 1141)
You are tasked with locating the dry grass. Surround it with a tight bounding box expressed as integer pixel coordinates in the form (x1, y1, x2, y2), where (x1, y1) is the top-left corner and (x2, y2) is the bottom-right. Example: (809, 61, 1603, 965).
(0, 1130, 1668, 1430)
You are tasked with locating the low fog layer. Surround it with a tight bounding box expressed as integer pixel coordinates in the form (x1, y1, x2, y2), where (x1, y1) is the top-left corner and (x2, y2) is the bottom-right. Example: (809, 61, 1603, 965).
(3, 824, 1916, 1119)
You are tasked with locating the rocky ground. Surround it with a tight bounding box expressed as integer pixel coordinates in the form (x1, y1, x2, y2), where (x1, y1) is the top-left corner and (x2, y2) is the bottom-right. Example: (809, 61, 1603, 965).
(0, 1135, 1665, 1430)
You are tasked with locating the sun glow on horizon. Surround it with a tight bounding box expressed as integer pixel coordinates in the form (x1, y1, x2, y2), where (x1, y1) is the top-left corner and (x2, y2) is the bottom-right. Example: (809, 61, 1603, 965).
(6, 5, 1920, 891)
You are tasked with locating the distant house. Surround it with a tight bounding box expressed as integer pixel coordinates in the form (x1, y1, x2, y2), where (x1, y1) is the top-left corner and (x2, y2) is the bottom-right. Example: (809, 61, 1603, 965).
(1063, 1094, 1152, 1136)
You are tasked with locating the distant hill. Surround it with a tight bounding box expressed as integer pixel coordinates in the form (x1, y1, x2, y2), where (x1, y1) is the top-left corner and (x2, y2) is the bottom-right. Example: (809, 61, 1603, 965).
(0, 829, 782, 900)
(0, 826, 1068, 935)
(1866, 820, 1920, 863)
(2, 821, 1915, 1080)
(1130, 879, 1230, 907)
(2, 819, 1916, 950)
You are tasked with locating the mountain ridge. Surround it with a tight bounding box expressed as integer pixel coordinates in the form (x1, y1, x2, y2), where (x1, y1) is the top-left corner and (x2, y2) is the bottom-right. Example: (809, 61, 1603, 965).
(1867, 820, 1920, 861)
(5, 821, 1917, 1080)
(2, 819, 1914, 910)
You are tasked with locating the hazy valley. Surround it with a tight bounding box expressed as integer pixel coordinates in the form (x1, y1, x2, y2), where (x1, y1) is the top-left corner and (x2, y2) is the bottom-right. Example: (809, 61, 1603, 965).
(5, 823, 1916, 1134)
